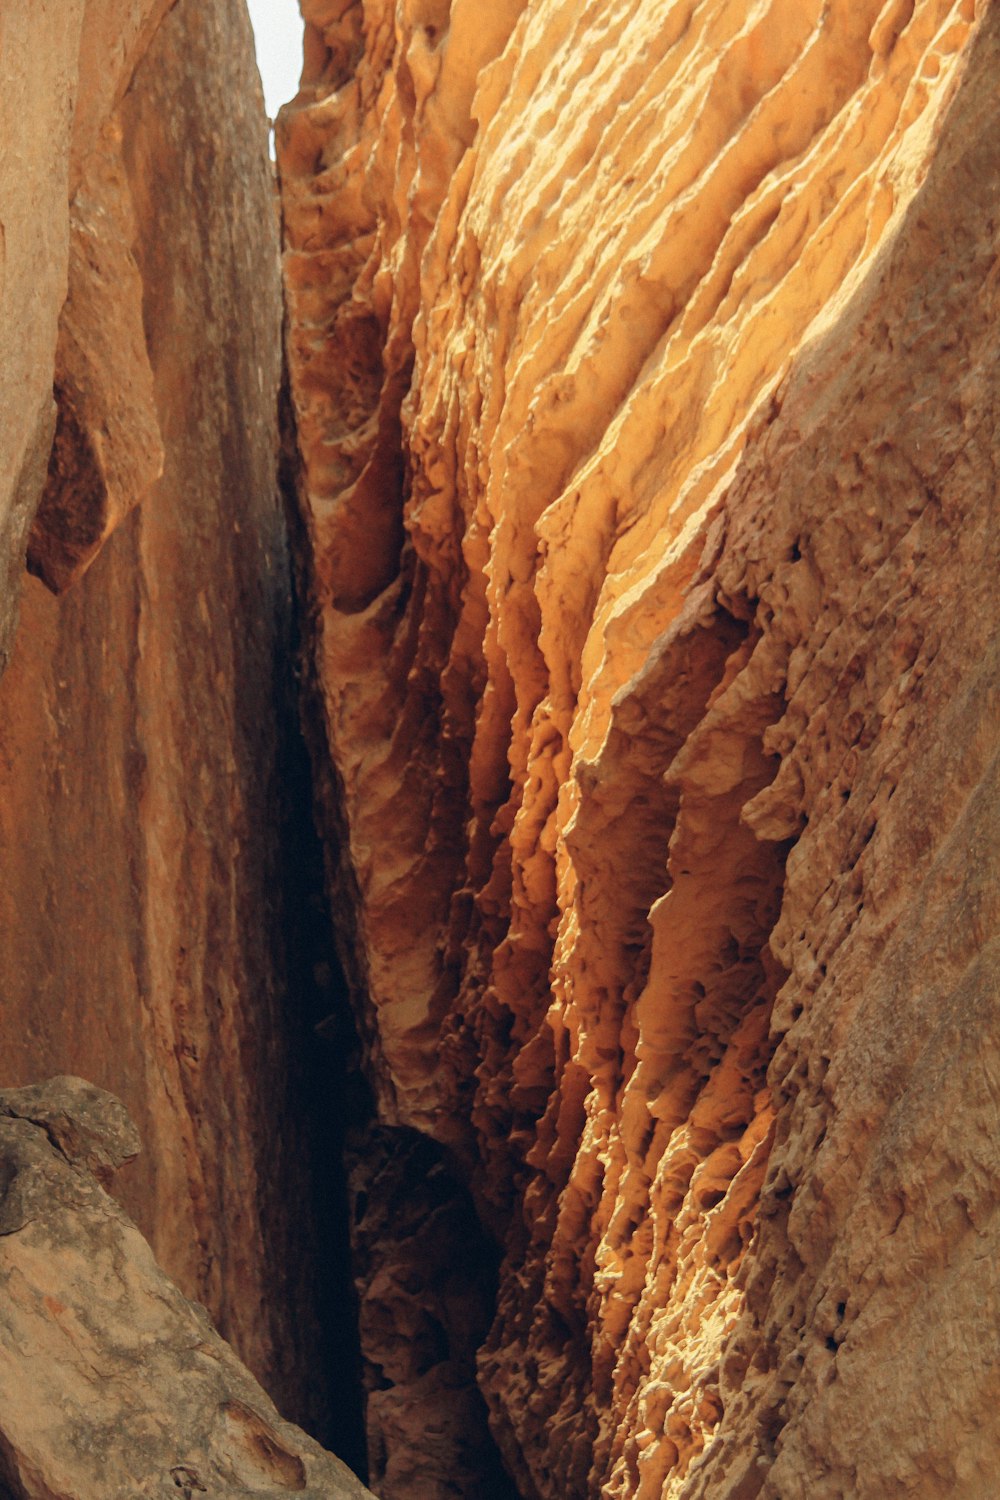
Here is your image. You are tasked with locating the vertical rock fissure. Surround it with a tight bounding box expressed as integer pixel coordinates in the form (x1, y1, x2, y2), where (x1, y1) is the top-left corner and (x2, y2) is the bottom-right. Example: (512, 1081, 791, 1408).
(275, 377, 370, 1473)
(270, 632, 370, 1473)
(1, 0, 992, 1494)
(279, 356, 523, 1496)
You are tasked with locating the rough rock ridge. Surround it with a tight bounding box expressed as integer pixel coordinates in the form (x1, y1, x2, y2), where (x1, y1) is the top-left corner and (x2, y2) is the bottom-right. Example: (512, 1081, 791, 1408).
(0, 1077, 374, 1500)
(279, 0, 999, 1495)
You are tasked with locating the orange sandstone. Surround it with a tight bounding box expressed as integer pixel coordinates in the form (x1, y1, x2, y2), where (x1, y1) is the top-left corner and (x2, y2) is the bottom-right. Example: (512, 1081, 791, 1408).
(280, 1, 997, 1495)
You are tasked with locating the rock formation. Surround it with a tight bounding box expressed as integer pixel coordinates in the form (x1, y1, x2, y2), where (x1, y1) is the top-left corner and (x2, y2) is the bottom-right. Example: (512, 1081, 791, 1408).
(2, 0, 999, 1493)
(0, 0, 173, 664)
(0, 0, 351, 1444)
(278, 0, 1000, 1496)
(0, 1076, 374, 1500)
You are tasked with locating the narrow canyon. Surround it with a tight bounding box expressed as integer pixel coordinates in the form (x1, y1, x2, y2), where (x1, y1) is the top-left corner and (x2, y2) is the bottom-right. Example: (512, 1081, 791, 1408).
(0, 1, 998, 1497)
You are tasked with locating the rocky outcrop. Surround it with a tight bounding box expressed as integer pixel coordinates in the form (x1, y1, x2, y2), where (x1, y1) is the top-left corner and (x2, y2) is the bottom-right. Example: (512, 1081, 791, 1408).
(0, 1077, 374, 1500)
(0, 0, 173, 661)
(279, 0, 998, 1495)
(27, 120, 164, 594)
(0, 0, 348, 1442)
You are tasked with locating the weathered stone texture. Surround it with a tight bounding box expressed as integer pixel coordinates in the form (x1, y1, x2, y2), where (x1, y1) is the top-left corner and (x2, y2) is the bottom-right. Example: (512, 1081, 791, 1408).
(347, 1126, 517, 1500)
(0, 0, 174, 664)
(279, 0, 997, 1495)
(0, 1078, 374, 1500)
(27, 121, 164, 594)
(0, 0, 334, 1434)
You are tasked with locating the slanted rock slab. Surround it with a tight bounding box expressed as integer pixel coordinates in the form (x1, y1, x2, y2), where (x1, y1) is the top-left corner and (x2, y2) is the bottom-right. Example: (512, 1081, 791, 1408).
(0, 1078, 374, 1500)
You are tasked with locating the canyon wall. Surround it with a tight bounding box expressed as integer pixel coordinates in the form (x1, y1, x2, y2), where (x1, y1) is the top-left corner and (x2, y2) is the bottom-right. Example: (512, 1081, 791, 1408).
(0, 0, 345, 1440)
(279, 1, 999, 1496)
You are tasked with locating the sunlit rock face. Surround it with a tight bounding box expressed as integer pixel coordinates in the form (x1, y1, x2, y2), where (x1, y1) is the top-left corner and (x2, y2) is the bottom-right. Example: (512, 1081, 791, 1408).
(280, 1, 996, 1496)
(0, 0, 336, 1434)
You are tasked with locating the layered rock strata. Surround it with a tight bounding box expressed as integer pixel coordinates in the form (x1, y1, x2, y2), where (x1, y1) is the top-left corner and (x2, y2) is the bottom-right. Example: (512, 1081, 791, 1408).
(0, 0, 345, 1437)
(279, 0, 997, 1495)
(0, 1077, 374, 1500)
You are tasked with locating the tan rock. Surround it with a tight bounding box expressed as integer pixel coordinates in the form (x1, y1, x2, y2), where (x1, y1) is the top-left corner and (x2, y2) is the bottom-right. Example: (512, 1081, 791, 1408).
(280, 0, 999, 1494)
(0, 1077, 374, 1500)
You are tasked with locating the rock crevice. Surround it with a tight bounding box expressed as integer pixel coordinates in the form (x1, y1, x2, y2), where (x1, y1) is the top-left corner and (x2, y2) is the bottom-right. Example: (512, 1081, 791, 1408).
(1, 0, 999, 1496)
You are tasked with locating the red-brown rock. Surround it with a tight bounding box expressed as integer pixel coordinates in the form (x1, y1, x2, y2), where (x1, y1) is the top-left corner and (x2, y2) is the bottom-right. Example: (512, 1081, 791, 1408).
(0, 0, 337, 1436)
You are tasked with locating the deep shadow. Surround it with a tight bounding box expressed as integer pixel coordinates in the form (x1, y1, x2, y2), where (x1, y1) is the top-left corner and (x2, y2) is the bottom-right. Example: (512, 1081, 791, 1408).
(271, 507, 369, 1476)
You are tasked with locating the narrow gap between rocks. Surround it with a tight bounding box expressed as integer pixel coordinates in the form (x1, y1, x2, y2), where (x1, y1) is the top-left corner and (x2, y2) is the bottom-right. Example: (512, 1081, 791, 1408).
(270, 646, 368, 1476)
(277, 361, 523, 1496)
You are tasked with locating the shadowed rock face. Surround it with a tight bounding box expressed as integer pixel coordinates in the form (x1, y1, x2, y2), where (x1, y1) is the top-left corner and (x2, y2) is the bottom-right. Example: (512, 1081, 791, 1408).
(0, 0, 351, 1444)
(347, 1123, 519, 1500)
(0, 1077, 374, 1500)
(279, 1, 1000, 1495)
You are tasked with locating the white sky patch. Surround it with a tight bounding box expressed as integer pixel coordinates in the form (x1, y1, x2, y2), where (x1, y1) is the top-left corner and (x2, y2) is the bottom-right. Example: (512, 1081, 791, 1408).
(246, 0, 305, 121)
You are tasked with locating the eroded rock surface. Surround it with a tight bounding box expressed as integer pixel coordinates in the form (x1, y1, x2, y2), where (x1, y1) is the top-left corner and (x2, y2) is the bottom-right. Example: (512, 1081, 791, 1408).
(348, 1125, 517, 1500)
(0, 1077, 374, 1500)
(279, 1, 999, 1495)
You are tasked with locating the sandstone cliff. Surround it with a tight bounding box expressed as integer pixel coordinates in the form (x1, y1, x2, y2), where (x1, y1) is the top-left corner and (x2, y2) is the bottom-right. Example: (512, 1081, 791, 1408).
(278, 1, 999, 1495)
(2, 0, 998, 1493)
(0, 0, 346, 1439)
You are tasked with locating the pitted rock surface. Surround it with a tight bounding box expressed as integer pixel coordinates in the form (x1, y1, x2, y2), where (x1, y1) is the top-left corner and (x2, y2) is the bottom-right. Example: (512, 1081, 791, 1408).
(278, 2, 1000, 1495)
